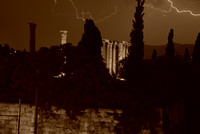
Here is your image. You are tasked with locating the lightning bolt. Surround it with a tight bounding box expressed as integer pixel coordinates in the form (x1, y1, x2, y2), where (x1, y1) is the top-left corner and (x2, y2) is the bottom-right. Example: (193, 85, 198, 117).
(145, 0, 200, 16)
(69, 0, 93, 21)
(52, 0, 118, 23)
(95, 6, 118, 23)
(52, 0, 65, 15)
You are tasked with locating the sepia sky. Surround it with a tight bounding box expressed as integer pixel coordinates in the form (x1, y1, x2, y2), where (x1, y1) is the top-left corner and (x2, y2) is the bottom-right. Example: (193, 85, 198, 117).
(0, 0, 200, 50)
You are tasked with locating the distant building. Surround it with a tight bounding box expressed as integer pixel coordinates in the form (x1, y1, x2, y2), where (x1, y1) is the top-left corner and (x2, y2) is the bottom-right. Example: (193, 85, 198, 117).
(101, 39, 130, 75)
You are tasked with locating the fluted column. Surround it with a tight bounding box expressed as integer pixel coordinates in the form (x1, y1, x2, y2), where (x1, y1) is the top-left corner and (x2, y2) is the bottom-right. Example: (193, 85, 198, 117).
(105, 42, 108, 66)
(125, 45, 128, 57)
(115, 43, 119, 75)
(112, 42, 115, 74)
(123, 44, 126, 59)
(109, 42, 113, 74)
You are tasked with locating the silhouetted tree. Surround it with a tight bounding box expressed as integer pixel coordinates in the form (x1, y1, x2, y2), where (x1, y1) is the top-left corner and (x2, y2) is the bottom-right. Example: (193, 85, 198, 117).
(78, 19, 103, 56)
(117, 0, 151, 133)
(56, 19, 112, 115)
(151, 49, 157, 59)
(184, 48, 189, 61)
(0, 44, 12, 63)
(165, 29, 175, 57)
(121, 0, 145, 81)
(9, 45, 64, 106)
(193, 33, 200, 63)
(0, 45, 26, 84)
(77, 19, 109, 79)
(129, 0, 145, 64)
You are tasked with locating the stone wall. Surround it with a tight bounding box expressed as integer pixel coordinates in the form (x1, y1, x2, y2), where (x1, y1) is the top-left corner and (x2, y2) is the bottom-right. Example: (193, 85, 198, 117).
(0, 103, 122, 134)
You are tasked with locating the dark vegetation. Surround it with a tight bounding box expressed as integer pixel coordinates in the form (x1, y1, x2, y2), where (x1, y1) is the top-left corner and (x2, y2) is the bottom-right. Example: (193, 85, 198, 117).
(1, 0, 200, 133)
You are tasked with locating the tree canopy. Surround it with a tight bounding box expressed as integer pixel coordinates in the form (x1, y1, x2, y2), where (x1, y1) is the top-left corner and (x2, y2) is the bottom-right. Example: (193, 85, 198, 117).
(165, 29, 175, 58)
(193, 33, 200, 63)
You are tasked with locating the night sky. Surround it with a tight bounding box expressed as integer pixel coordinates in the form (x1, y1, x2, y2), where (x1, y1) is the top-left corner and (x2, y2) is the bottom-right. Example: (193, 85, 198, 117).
(0, 0, 200, 50)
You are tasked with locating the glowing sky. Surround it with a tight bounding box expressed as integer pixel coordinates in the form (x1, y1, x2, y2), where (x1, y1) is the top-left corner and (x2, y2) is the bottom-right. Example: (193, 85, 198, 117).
(0, 0, 200, 50)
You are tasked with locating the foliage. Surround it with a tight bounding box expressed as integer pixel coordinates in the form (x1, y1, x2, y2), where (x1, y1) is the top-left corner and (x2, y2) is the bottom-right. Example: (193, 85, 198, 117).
(121, 0, 145, 82)
(1, 7, 200, 134)
(165, 29, 175, 57)
(129, 0, 145, 64)
(193, 33, 200, 63)
(78, 19, 103, 56)
(116, 1, 149, 133)
(151, 49, 157, 59)
(184, 48, 189, 61)
(53, 19, 112, 117)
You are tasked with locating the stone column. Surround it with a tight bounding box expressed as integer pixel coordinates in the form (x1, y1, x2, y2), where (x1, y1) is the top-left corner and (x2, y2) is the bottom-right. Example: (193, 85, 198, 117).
(28, 23, 36, 54)
(125, 45, 128, 57)
(108, 42, 112, 74)
(118, 43, 123, 62)
(115, 43, 119, 75)
(122, 44, 125, 59)
(60, 30, 68, 45)
(105, 42, 108, 66)
(112, 42, 116, 74)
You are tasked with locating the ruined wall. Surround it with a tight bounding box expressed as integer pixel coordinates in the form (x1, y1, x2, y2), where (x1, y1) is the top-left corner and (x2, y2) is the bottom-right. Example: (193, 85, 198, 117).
(0, 103, 122, 134)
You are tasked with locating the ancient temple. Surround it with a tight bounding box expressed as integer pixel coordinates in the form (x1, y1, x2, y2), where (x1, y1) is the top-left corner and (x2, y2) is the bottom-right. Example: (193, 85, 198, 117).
(101, 39, 130, 75)
(58, 31, 130, 76)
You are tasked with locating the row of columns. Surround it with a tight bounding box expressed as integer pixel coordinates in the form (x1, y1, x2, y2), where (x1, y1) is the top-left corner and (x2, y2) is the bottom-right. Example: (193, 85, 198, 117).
(28, 24, 129, 76)
(29, 26, 68, 54)
(28, 25, 129, 77)
(101, 39, 130, 75)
